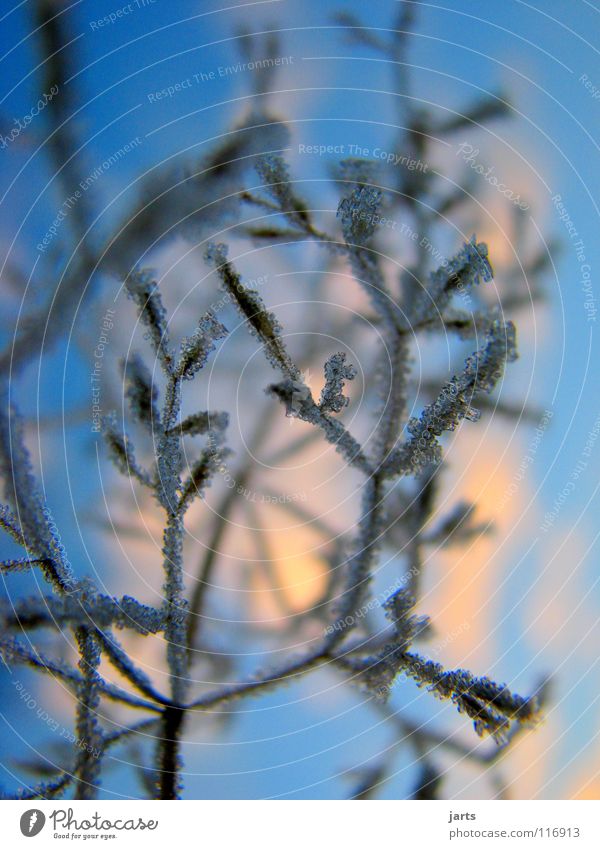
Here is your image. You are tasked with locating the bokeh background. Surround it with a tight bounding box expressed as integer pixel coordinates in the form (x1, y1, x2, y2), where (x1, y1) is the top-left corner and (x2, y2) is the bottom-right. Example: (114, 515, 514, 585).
(1, 0, 599, 800)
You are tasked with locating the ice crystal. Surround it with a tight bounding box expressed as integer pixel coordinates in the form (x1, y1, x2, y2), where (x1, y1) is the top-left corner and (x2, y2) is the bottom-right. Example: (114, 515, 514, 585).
(125, 270, 172, 371)
(176, 312, 227, 380)
(319, 352, 357, 413)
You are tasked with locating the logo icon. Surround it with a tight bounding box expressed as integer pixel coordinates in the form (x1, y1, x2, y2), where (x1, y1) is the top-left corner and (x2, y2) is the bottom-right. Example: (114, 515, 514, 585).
(20, 810, 45, 837)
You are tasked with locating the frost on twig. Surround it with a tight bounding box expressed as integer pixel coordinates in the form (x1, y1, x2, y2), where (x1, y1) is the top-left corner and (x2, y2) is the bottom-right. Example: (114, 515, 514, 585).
(385, 319, 518, 476)
(266, 353, 371, 474)
(0, 397, 75, 594)
(179, 440, 230, 512)
(123, 354, 159, 429)
(326, 476, 385, 645)
(337, 183, 400, 332)
(0, 636, 160, 712)
(8, 772, 74, 802)
(102, 414, 153, 488)
(94, 629, 167, 705)
(0, 556, 53, 574)
(169, 410, 229, 438)
(338, 185, 383, 246)
(0, 502, 27, 547)
(119, 264, 233, 782)
(205, 242, 300, 378)
(73, 627, 103, 799)
(336, 589, 540, 744)
(254, 154, 312, 232)
(175, 311, 227, 380)
(335, 588, 426, 697)
(383, 588, 430, 647)
(319, 353, 357, 413)
(401, 652, 540, 744)
(406, 236, 494, 328)
(125, 270, 172, 371)
(0, 590, 165, 635)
